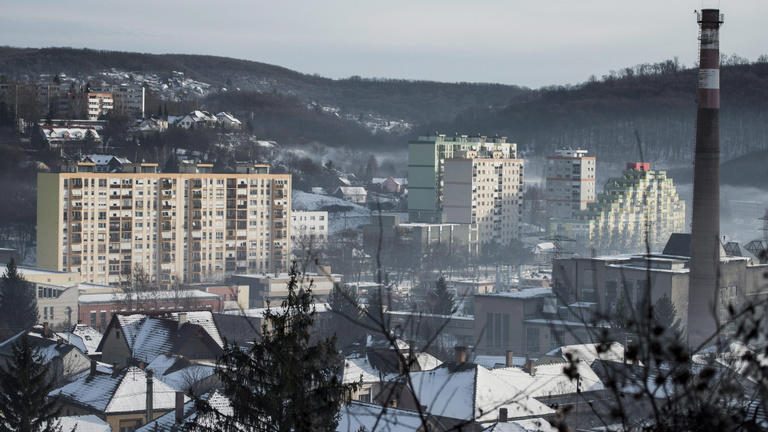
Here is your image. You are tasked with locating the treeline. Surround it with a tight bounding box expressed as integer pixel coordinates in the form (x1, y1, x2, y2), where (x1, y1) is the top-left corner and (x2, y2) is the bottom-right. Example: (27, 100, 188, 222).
(428, 58, 768, 162)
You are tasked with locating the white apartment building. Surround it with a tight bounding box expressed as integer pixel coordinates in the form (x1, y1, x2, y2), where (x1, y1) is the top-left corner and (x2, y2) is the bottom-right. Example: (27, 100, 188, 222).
(85, 92, 114, 120)
(291, 211, 329, 250)
(408, 134, 518, 223)
(551, 162, 686, 253)
(37, 167, 291, 287)
(545, 149, 596, 221)
(442, 150, 525, 247)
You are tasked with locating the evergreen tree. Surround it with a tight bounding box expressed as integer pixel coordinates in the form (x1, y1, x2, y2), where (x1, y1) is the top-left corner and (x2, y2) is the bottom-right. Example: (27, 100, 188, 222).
(328, 283, 364, 354)
(0, 335, 61, 432)
(0, 259, 38, 340)
(428, 276, 455, 316)
(197, 264, 357, 431)
(653, 294, 681, 337)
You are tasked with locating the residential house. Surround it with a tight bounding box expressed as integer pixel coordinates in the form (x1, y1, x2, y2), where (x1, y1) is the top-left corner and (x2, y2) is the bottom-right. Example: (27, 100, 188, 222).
(174, 111, 217, 129)
(0, 325, 91, 385)
(50, 366, 182, 432)
(97, 312, 224, 368)
(372, 176, 407, 194)
(215, 112, 242, 129)
(81, 154, 132, 173)
(333, 186, 367, 204)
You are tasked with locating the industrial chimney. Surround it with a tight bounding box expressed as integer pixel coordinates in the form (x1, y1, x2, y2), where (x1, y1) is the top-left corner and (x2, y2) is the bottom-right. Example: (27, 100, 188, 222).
(688, 8, 723, 348)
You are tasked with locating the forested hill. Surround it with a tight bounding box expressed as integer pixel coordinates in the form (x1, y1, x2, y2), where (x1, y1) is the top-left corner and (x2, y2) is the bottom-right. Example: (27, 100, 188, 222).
(427, 60, 768, 163)
(0, 47, 527, 125)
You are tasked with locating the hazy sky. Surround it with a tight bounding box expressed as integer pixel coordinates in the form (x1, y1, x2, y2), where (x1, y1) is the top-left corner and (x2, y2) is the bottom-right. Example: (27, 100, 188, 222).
(2, 0, 767, 87)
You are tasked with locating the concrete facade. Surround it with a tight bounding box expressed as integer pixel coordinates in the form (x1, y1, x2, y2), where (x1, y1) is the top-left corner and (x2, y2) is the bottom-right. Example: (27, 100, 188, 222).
(545, 149, 596, 220)
(407, 134, 518, 224)
(37, 169, 291, 287)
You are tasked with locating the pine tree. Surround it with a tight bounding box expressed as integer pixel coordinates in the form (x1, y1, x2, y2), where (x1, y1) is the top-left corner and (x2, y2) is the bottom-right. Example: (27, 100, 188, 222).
(428, 276, 455, 316)
(653, 294, 681, 337)
(0, 259, 38, 340)
(0, 335, 61, 432)
(197, 264, 357, 431)
(328, 283, 364, 354)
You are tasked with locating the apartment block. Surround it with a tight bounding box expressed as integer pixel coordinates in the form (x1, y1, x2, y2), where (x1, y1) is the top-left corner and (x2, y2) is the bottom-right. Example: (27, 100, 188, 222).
(37, 167, 291, 287)
(85, 91, 114, 120)
(407, 134, 517, 223)
(442, 150, 524, 247)
(545, 148, 596, 220)
(551, 162, 685, 253)
(291, 211, 328, 250)
(90, 83, 146, 118)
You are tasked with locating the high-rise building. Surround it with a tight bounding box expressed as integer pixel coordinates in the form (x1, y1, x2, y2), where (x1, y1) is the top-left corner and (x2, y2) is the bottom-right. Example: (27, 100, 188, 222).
(442, 149, 524, 247)
(85, 91, 114, 120)
(37, 165, 291, 287)
(408, 134, 517, 223)
(91, 83, 146, 119)
(551, 162, 685, 253)
(545, 149, 596, 220)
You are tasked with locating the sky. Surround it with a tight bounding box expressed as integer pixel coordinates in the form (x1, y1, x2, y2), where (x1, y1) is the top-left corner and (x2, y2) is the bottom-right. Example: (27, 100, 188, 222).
(2, 0, 767, 88)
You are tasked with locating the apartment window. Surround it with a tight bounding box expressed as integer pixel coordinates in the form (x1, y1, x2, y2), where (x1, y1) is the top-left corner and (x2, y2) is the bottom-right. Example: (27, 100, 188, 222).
(50, 307, 54, 320)
(89, 312, 97, 327)
(100, 311, 107, 327)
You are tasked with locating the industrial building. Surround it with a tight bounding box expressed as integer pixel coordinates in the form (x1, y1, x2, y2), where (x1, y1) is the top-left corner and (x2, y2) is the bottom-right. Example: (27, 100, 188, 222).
(36, 163, 291, 287)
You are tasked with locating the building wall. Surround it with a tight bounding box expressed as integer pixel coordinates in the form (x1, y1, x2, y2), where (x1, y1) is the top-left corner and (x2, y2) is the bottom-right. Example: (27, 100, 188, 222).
(291, 211, 328, 251)
(78, 297, 222, 331)
(545, 150, 596, 220)
(37, 172, 291, 287)
(474, 295, 527, 356)
(408, 134, 517, 224)
(37, 284, 79, 329)
(443, 156, 524, 247)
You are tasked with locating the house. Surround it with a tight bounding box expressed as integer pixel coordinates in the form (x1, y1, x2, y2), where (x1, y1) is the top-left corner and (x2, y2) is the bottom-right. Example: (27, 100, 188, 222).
(174, 111, 217, 129)
(50, 366, 183, 432)
(56, 415, 112, 432)
(333, 186, 367, 204)
(372, 176, 408, 194)
(0, 325, 91, 385)
(39, 126, 102, 152)
(388, 348, 554, 428)
(97, 312, 224, 368)
(129, 117, 168, 135)
(81, 154, 132, 173)
(136, 391, 232, 432)
(58, 324, 104, 357)
(215, 112, 242, 129)
(146, 354, 218, 395)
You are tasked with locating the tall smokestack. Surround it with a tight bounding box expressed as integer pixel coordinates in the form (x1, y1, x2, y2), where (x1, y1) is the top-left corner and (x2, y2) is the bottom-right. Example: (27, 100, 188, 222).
(688, 8, 723, 348)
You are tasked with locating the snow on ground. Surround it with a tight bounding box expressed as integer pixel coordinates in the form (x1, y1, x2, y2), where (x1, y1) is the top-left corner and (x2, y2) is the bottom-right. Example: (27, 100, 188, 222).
(293, 190, 371, 234)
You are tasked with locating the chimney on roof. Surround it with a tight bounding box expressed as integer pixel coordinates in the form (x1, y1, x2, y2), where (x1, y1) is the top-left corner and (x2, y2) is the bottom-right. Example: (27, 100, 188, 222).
(90, 359, 97, 376)
(175, 392, 185, 424)
(454, 346, 467, 365)
(505, 350, 515, 368)
(177, 312, 188, 328)
(42, 322, 50, 338)
(146, 370, 154, 424)
(524, 358, 536, 376)
(499, 407, 509, 423)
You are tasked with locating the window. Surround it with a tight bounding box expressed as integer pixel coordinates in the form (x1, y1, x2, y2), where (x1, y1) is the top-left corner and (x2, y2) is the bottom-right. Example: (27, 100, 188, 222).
(526, 327, 540, 354)
(89, 312, 97, 328)
(100, 311, 107, 327)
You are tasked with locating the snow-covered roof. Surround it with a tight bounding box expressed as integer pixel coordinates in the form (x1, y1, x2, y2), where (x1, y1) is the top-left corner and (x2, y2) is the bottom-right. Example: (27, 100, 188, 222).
(79, 290, 219, 304)
(215, 112, 241, 124)
(42, 127, 100, 141)
(490, 361, 603, 399)
(171, 311, 224, 348)
(226, 303, 332, 318)
(136, 390, 231, 432)
(343, 356, 386, 385)
(478, 287, 553, 300)
(63, 324, 103, 355)
(337, 402, 426, 432)
(408, 364, 554, 422)
(483, 418, 558, 432)
(50, 367, 183, 414)
(546, 343, 625, 366)
(474, 355, 528, 369)
(336, 186, 367, 195)
(56, 415, 111, 432)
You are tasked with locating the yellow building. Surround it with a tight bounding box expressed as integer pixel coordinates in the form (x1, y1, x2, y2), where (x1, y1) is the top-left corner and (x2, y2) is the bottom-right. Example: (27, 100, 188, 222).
(37, 166, 291, 287)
